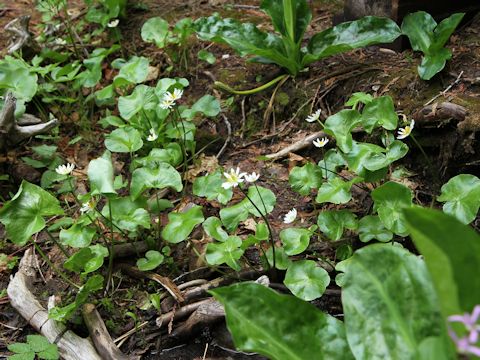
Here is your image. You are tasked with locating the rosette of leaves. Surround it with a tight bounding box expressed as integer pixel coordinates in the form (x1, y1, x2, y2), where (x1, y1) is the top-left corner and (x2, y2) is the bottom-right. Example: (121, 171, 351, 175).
(194, 0, 401, 76)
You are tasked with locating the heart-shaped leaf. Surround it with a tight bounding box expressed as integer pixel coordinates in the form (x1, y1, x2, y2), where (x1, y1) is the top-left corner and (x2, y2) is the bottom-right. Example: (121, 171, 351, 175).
(324, 109, 362, 153)
(0, 181, 63, 245)
(345, 92, 373, 109)
(343, 141, 385, 176)
(60, 224, 96, 248)
(437, 174, 480, 224)
(193, 170, 233, 205)
(289, 162, 323, 195)
(141, 17, 169, 48)
(162, 205, 204, 243)
(114, 56, 150, 86)
(137, 250, 164, 271)
(88, 151, 117, 196)
(243, 185, 277, 217)
(363, 140, 408, 171)
(372, 181, 413, 236)
(64, 244, 108, 275)
(280, 227, 312, 255)
(210, 282, 353, 360)
(361, 95, 398, 132)
(315, 177, 362, 204)
(134, 143, 183, 168)
(130, 163, 182, 200)
(0, 56, 38, 101)
(358, 215, 393, 243)
(340, 244, 452, 359)
(319, 149, 347, 180)
(284, 260, 330, 301)
(203, 216, 229, 242)
(118, 85, 157, 120)
(180, 95, 221, 120)
(105, 126, 143, 153)
(101, 196, 151, 232)
(317, 210, 358, 241)
(206, 236, 244, 271)
(220, 201, 250, 232)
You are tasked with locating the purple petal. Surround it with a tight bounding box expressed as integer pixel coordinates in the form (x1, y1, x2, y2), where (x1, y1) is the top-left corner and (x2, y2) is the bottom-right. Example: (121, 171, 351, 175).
(449, 314, 468, 324)
(469, 329, 479, 344)
(467, 344, 480, 357)
(471, 305, 480, 323)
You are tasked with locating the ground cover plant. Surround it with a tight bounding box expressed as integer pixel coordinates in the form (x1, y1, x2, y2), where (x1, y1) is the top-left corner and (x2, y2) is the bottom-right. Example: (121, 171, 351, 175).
(0, 0, 479, 359)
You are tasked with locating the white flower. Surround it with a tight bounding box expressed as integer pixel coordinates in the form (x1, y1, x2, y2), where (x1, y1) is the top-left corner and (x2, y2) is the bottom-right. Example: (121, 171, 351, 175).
(397, 119, 415, 140)
(221, 54, 230, 60)
(165, 88, 183, 102)
(283, 208, 297, 224)
(80, 199, 96, 214)
(245, 172, 260, 183)
(222, 167, 247, 189)
(107, 19, 119, 28)
(55, 163, 75, 175)
(54, 38, 67, 45)
(147, 128, 158, 141)
(306, 109, 321, 123)
(313, 137, 329, 148)
(159, 98, 175, 110)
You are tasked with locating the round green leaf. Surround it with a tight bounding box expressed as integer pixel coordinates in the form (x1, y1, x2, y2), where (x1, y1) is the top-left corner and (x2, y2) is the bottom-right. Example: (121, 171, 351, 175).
(0, 181, 63, 245)
(284, 260, 330, 301)
(193, 170, 233, 205)
(205, 236, 244, 271)
(289, 163, 323, 195)
(364, 141, 408, 172)
(60, 224, 96, 248)
(141, 17, 169, 48)
(198, 49, 216, 64)
(265, 245, 292, 270)
(323, 109, 362, 153)
(101, 196, 151, 232)
(130, 163, 182, 199)
(105, 127, 143, 153)
(361, 95, 398, 132)
(137, 250, 164, 271)
(162, 205, 204, 243)
(64, 245, 108, 275)
(219, 202, 249, 232)
(280, 227, 312, 255)
(437, 174, 480, 224)
(181, 95, 221, 120)
(317, 210, 358, 241)
(203, 216, 229, 242)
(315, 177, 362, 204)
(87, 151, 117, 196)
(0, 56, 38, 101)
(114, 56, 150, 86)
(358, 215, 393, 243)
(118, 85, 157, 120)
(244, 185, 276, 217)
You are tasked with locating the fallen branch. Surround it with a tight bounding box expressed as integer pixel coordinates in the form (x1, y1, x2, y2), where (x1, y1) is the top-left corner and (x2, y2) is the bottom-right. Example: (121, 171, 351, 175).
(413, 102, 467, 124)
(5, 15, 33, 54)
(265, 131, 326, 160)
(82, 304, 132, 360)
(7, 248, 102, 360)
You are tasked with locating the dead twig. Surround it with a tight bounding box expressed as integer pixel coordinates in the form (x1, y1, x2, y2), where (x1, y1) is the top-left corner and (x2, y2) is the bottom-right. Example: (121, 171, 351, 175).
(424, 71, 464, 106)
(265, 131, 326, 160)
(216, 114, 232, 159)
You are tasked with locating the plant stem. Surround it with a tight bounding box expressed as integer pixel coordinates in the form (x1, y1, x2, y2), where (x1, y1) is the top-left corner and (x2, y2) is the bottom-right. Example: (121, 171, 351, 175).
(33, 242, 80, 289)
(45, 230, 69, 258)
(106, 199, 115, 292)
(214, 74, 289, 95)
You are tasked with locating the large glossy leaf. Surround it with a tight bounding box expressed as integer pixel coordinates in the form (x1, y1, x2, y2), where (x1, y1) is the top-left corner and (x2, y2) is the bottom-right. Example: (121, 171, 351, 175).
(315, 177, 362, 205)
(289, 162, 323, 195)
(206, 236, 244, 271)
(436, 174, 480, 224)
(134, 143, 183, 168)
(323, 109, 362, 153)
(203, 216, 229, 242)
(340, 244, 453, 359)
(317, 209, 358, 241)
(402, 12, 464, 80)
(114, 56, 150, 86)
(260, 0, 311, 43)
(193, 170, 233, 205)
(0, 181, 63, 245)
(101, 197, 150, 232)
(405, 207, 480, 317)
(105, 126, 143, 153)
(0, 56, 38, 101)
(304, 16, 401, 65)
(284, 260, 330, 301)
(280, 227, 312, 255)
(161, 205, 204, 243)
(211, 282, 353, 360)
(244, 185, 276, 217)
(194, 14, 300, 75)
(64, 245, 108, 275)
(130, 163, 182, 200)
(118, 85, 157, 120)
(137, 250, 164, 271)
(88, 151, 117, 196)
(319, 148, 347, 180)
(141, 17, 169, 48)
(59, 224, 96, 248)
(360, 95, 398, 132)
(371, 181, 412, 236)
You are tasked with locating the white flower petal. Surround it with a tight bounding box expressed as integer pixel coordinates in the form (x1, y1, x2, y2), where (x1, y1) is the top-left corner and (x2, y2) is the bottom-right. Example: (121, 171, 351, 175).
(283, 208, 297, 224)
(306, 109, 321, 123)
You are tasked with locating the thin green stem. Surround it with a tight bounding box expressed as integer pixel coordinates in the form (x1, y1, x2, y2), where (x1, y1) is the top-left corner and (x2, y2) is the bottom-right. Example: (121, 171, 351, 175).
(214, 74, 289, 95)
(45, 230, 69, 258)
(106, 199, 115, 291)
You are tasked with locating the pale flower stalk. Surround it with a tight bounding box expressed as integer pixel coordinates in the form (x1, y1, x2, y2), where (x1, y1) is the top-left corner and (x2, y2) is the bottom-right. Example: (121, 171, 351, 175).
(283, 208, 297, 224)
(55, 163, 75, 175)
(397, 119, 415, 140)
(147, 128, 158, 142)
(306, 109, 321, 123)
(313, 137, 329, 148)
(222, 167, 247, 189)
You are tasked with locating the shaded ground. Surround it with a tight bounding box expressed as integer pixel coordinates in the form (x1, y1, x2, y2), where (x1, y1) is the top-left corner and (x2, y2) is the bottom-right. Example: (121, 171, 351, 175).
(1, 0, 480, 358)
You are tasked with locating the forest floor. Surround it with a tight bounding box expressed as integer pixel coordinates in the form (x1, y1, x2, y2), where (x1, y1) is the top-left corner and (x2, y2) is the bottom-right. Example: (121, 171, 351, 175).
(1, 0, 480, 359)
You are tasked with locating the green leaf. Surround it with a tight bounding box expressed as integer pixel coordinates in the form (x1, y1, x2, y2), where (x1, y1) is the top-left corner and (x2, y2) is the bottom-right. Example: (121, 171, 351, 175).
(418, 49, 452, 81)
(198, 49, 216, 64)
(118, 85, 156, 120)
(194, 14, 301, 75)
(345, 92, 373, 109)
(141, 17, 170, 48)
(358, 215, 393, 243)
(319, 148, 347, 180)
(0, 56, 38, 101)
(243, 185, 276, 217)
(361, 95, 398, 132)
(317, 210, 357, 241)
(137, 250, 164, 271)
(64, 245, 108, 275)
(203, 216, 229, 242)
(305, 16, 401, 65)
(135, 143, 183, 168)
(220, 201, 249, 232)
(265, 245, 291, 270)
(130, 163, 182, 200)
(37, 343, 59, 360)
(343, 141, 385, 175)
(7, 343, 32, 354)
(114, 56, 150, 86)
(0, 181, 63, 245)
(340, 244, 452, 359)
(363, 140, 408, 171)
(371, 181, 413, 236)
(193, 170, 233, 205)
(280, 227, 312, 255)
(206, 236, 244, 271)
(405, 207, 480, 316)
(105, 126, 143, 153)
(101, 197, 151, 232)
(180, 95, 221, 120)
(161, 205, 204, 243)
(284, 260, 330, 301)
(88, 151, 116, 196)
(289, 162, 323, 195)
(323, 109, 362, 153)
(26, 335, 50, 352)
(7, 352, 35, 360)
(315, 177, 362, 205)
(59, 224, 96, 248)
(437, 174, 480, 224)
(211, 282, 353, 359)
